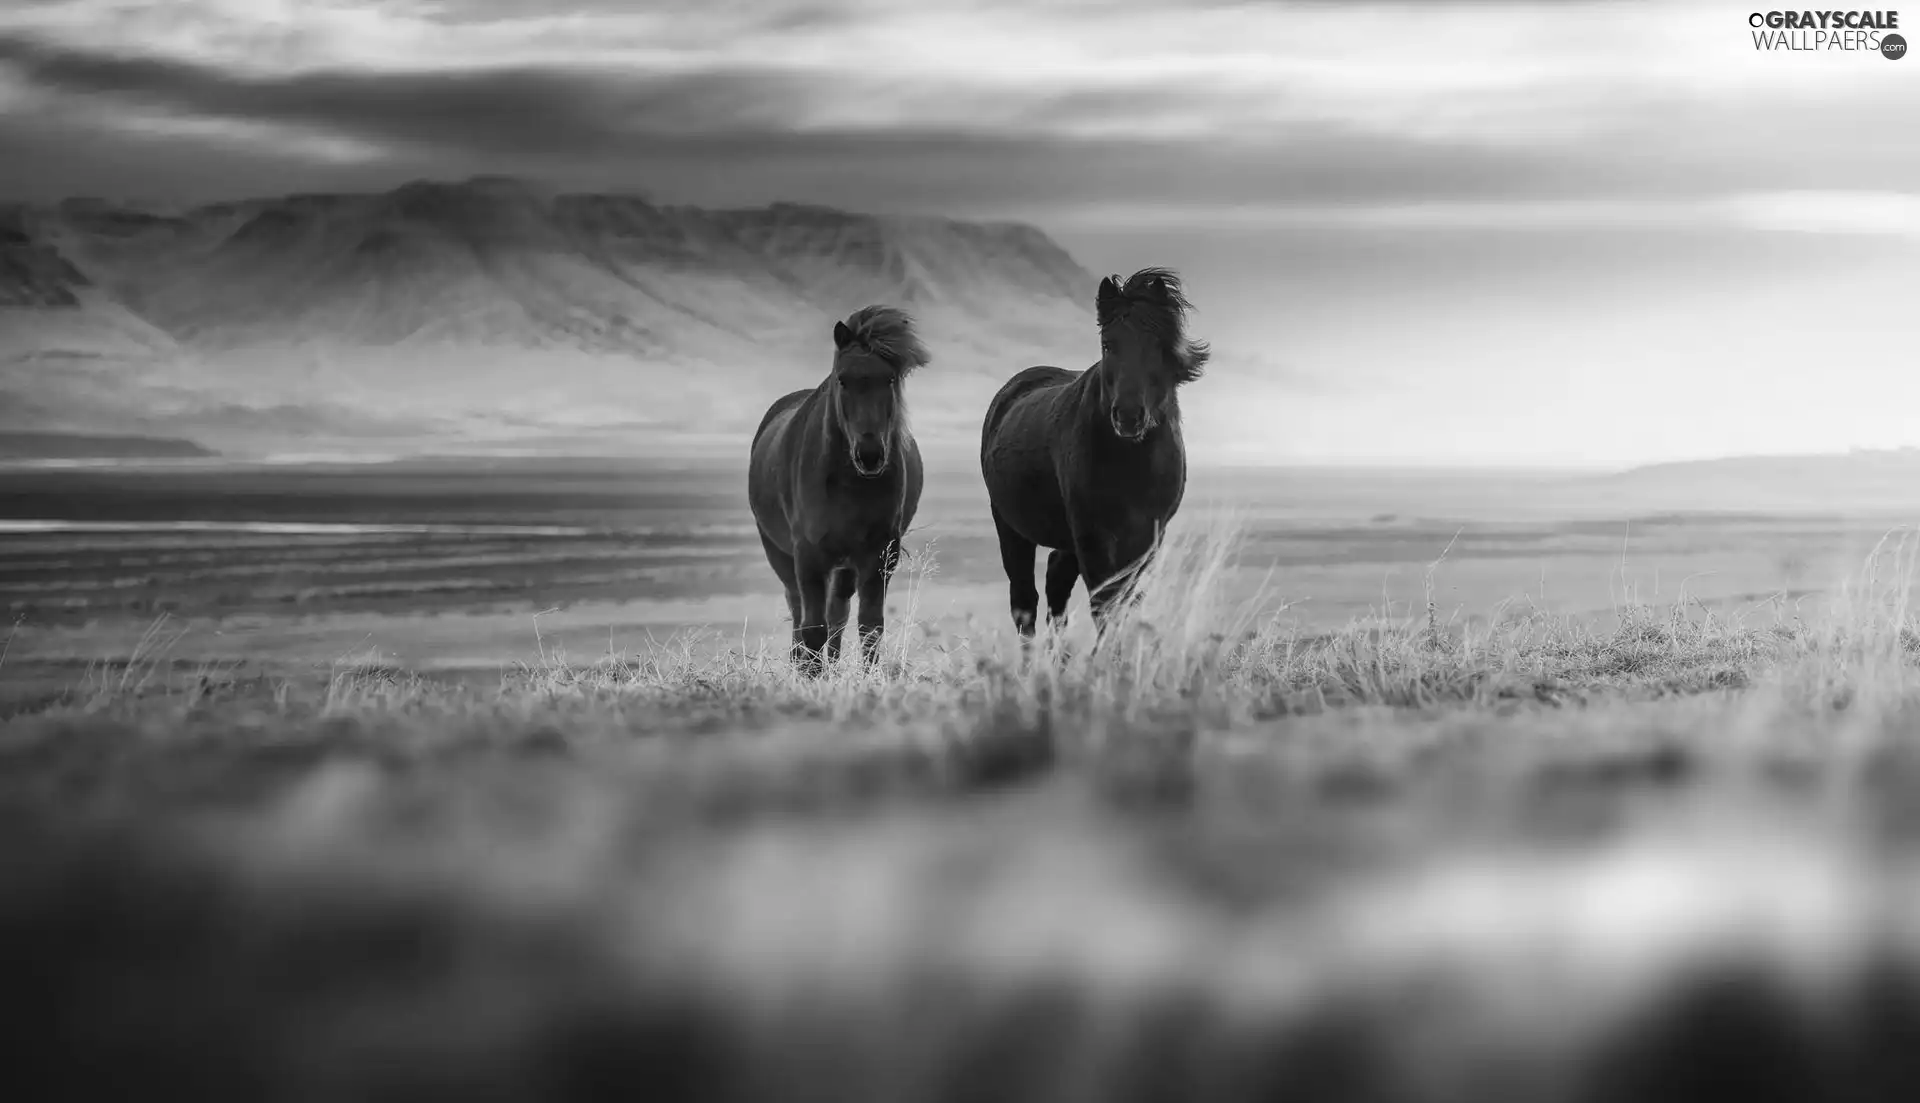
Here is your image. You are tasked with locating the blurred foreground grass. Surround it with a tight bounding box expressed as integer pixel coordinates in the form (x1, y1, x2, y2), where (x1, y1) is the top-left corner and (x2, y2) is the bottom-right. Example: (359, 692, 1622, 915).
(10, 521, 1920, 1100)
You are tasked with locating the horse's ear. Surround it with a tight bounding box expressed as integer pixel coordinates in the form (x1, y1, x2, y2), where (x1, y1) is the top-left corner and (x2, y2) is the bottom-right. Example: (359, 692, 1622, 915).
(1096, 276, 1120, 314)
(833, 320, 854, 350)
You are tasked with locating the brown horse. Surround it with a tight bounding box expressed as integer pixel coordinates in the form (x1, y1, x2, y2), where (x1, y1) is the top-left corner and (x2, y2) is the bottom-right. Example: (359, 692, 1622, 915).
(979, 267, 1209, 638)
(748, 306, 930, 676)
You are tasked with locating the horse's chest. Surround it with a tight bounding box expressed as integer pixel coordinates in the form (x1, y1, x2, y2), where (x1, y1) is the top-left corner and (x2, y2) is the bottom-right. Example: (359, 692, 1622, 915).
(796, 477, 906, 557)
(819, 514, 898, 550)
(1072, 447, 1182, 515)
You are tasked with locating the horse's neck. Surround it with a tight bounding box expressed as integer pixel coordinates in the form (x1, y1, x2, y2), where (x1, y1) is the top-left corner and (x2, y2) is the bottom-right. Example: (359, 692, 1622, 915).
(807, 379, 846, 449)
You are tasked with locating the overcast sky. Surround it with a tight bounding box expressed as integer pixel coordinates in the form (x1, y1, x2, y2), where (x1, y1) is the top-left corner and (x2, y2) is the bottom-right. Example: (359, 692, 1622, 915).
(2, 0, 1916, 466)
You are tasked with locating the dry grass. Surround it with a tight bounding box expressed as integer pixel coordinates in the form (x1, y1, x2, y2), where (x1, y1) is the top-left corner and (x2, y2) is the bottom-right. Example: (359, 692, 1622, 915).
(129, 513, 1920, 738)
(13, 520, 1920, 1100)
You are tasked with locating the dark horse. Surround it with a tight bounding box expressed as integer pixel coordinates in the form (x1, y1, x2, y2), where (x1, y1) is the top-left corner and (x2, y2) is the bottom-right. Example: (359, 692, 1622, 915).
(749, 305, 930, 676)
(979, 268, 1210, 639)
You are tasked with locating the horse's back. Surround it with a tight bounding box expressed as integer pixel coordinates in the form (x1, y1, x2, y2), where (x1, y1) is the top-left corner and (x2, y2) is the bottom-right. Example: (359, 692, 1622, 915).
(983, 365, 1078, 444)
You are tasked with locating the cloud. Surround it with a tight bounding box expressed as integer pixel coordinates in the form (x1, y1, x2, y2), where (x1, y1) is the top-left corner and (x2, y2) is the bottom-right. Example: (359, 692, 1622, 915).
(0, 29, 1597, 207)
(0, 33, 776, 152)
(0, 0, 1915, 217)
(1040, 192, 1920, 244)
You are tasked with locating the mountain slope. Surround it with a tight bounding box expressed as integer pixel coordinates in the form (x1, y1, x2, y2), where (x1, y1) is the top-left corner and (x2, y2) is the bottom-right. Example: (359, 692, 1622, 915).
(0, 177, 1098, 457)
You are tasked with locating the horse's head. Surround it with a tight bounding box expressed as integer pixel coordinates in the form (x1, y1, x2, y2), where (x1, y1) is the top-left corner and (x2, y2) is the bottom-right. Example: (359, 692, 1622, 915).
(831, 306, 930, 477)
(1095, 268, 1210, 442)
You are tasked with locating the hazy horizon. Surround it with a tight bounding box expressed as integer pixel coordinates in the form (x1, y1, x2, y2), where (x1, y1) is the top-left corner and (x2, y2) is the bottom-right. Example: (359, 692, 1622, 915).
(3, 0, 1916, 468)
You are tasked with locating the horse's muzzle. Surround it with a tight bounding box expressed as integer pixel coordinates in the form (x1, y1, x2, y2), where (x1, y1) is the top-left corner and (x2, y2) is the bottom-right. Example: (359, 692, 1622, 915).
(851, 444, 890, 477)
(1110, 414, 1152, 442)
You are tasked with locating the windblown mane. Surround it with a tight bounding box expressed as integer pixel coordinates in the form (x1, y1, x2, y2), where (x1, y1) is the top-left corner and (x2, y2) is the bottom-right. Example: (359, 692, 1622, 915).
(1098, 267, 1211, 384)
(838, 305, 932, 375)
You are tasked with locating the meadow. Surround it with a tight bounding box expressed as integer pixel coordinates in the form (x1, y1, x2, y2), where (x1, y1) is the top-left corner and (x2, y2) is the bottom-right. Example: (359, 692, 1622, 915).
(8, 456, 1920, 1100)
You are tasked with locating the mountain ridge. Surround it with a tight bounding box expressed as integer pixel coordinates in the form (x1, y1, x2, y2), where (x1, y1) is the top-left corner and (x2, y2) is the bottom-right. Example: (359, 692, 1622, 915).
(1, 176, 1099, 458)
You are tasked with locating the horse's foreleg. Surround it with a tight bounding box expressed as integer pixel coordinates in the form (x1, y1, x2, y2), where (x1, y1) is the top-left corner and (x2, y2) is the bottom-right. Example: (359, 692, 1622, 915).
(992, 508, 1040, 638)
(793, 555, 832, 678)
(1092, 565, 1153, 629)
(857, 542, 901, 666)
(1085, 573, 1119, 631)
(1080, 539, 1153, 637)
(785, 588, 805, 663)
(822, 567, 854, 667)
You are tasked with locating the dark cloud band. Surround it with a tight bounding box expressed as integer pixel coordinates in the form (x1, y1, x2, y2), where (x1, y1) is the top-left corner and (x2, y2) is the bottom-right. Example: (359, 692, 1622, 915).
(0, 28, 1914, 211)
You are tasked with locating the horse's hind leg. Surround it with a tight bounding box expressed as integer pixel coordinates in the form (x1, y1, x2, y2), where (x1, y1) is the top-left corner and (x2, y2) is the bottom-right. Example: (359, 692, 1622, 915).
(992, 507, 1039, 637)
(822, 567, 854, 666)
(1044, 550, 1079, 631)
(758, 529, 807, 666)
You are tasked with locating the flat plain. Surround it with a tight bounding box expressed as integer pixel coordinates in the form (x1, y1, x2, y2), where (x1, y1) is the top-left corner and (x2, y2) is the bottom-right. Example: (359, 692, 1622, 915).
(0, 455, 1887, 683)
(8, 455, 1920, 1101)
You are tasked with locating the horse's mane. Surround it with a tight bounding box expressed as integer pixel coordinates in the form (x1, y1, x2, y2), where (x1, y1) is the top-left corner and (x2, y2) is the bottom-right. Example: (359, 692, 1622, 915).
(1098, 267, 1211, 384)
(838, 305, 931, 376)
